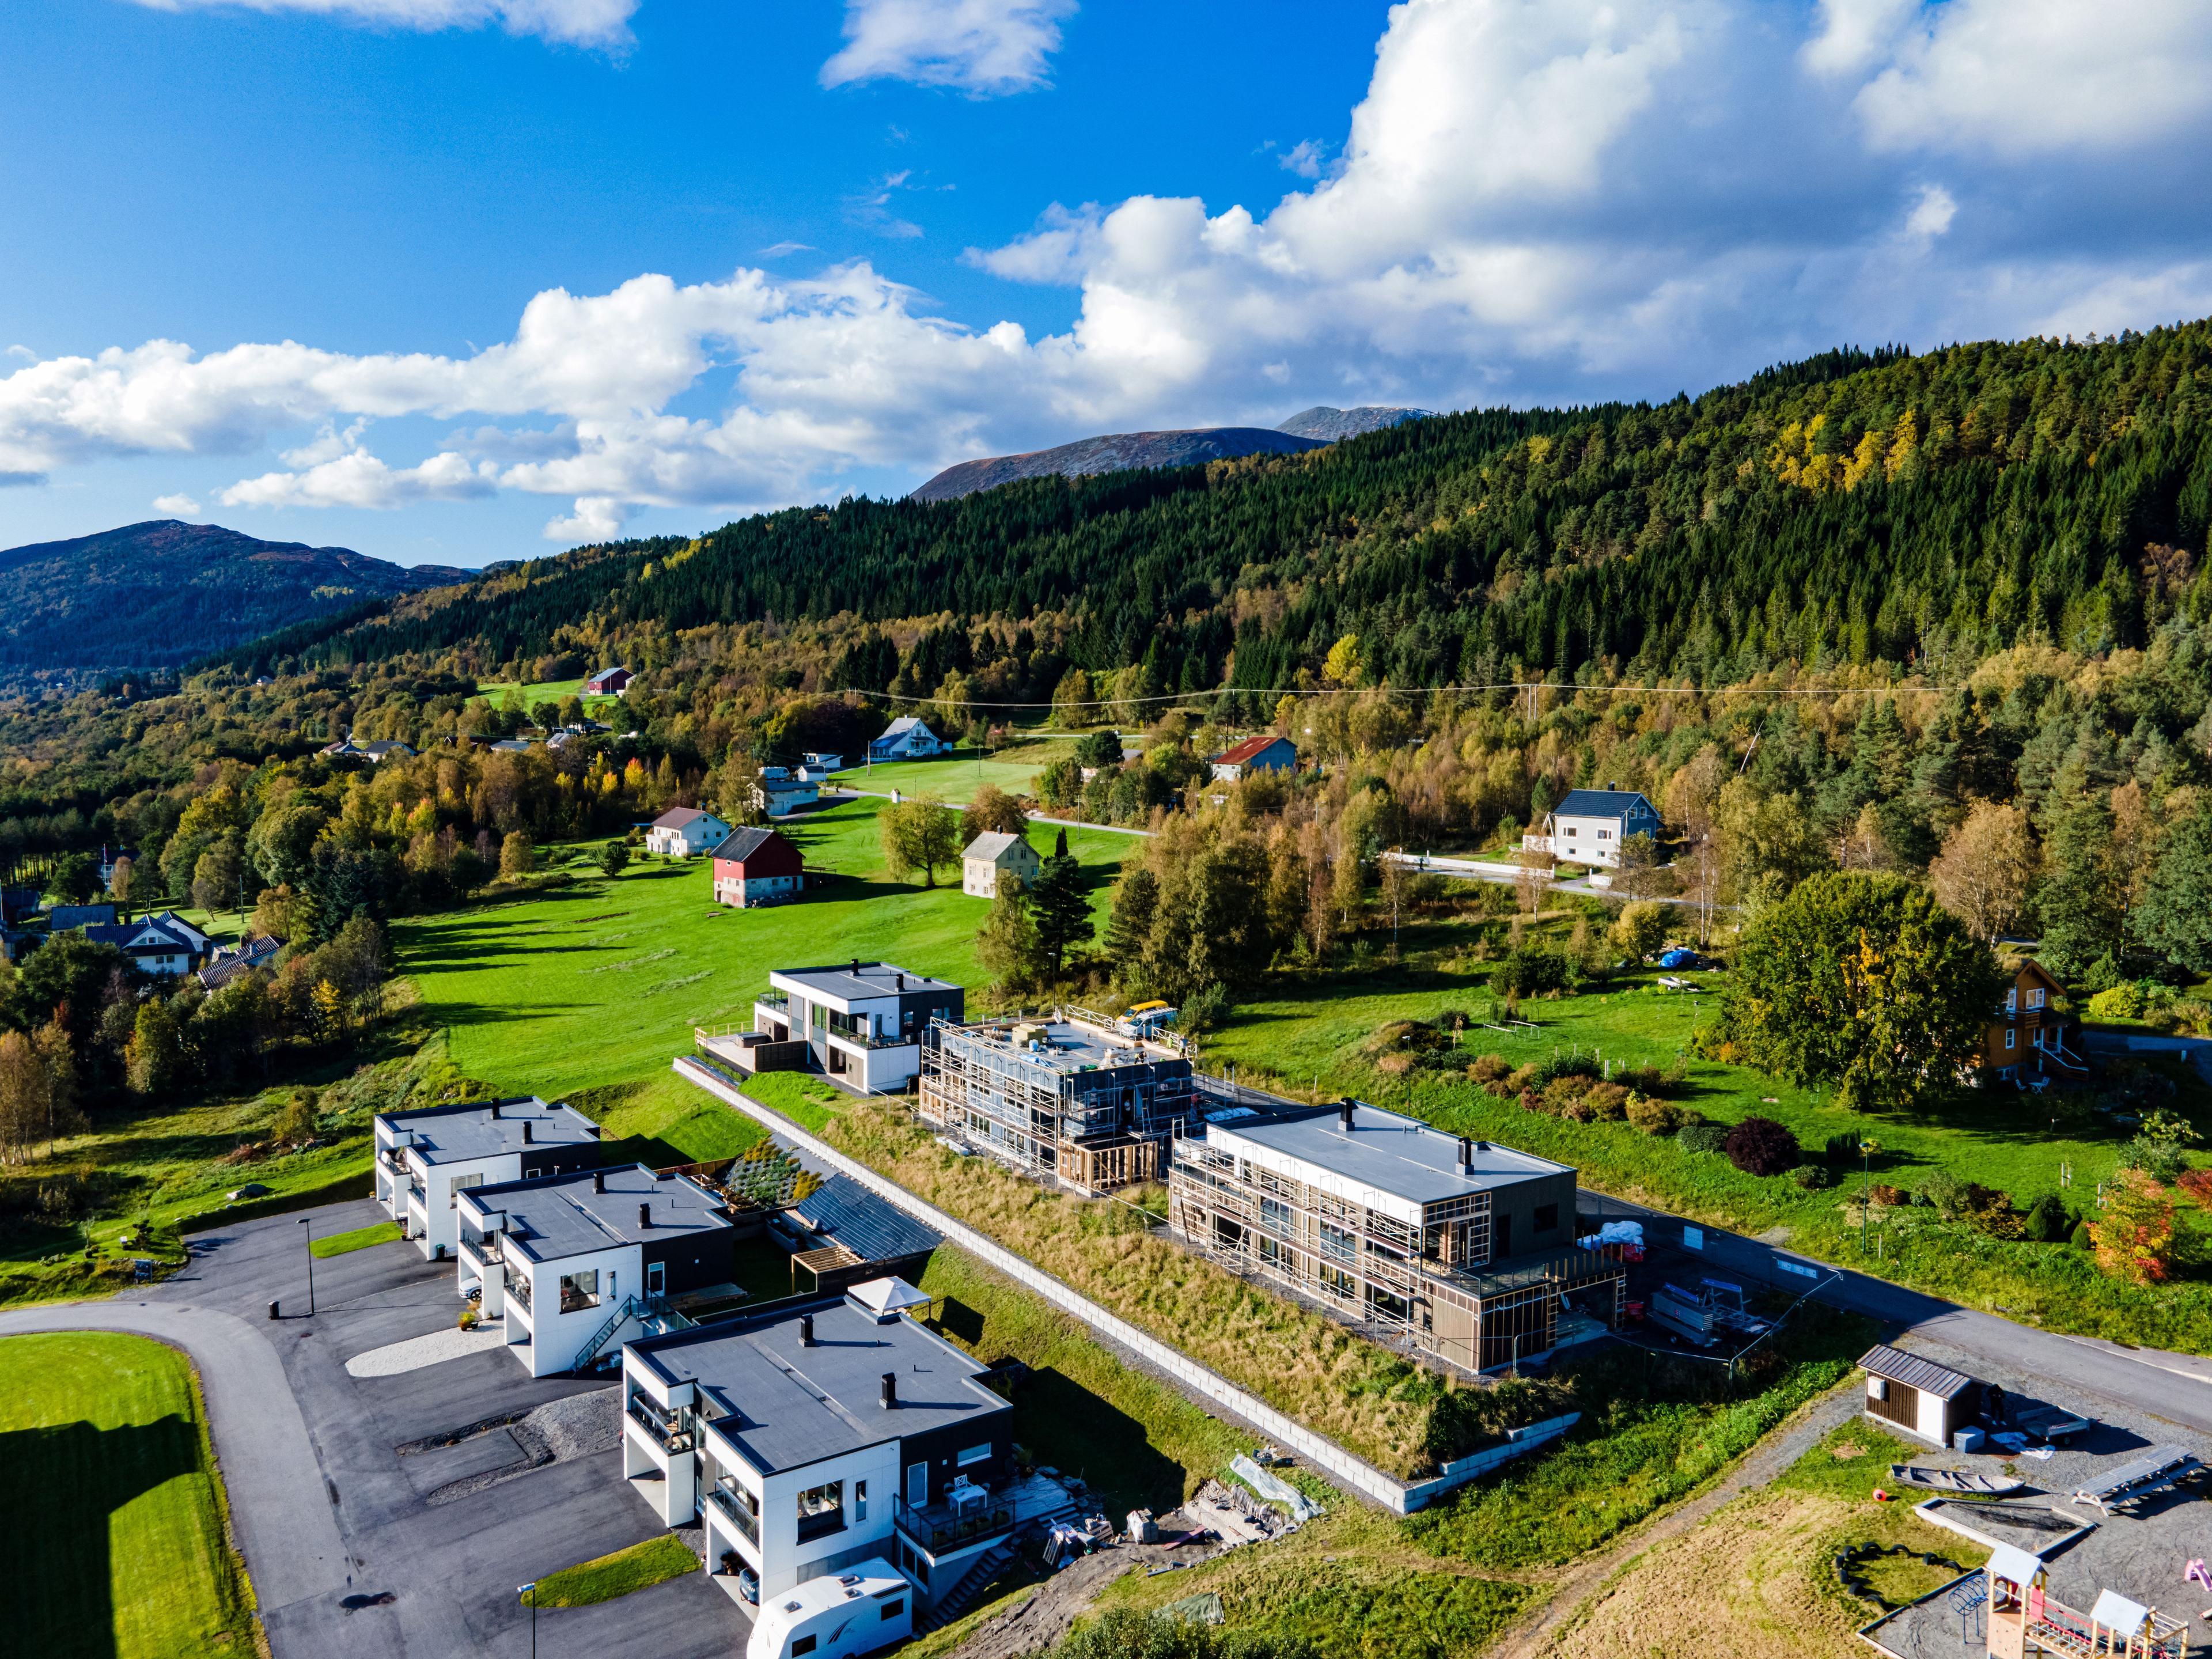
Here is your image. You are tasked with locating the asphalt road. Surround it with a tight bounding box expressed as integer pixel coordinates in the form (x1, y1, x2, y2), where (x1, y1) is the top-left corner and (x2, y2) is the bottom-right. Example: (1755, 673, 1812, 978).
(1577, 1186, 2212, 1437)
(2, 1199, 745, 1659)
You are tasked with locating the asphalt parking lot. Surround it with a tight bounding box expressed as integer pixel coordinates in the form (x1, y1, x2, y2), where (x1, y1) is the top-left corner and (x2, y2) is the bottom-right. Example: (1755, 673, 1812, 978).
(65, 1196, 749, 1659)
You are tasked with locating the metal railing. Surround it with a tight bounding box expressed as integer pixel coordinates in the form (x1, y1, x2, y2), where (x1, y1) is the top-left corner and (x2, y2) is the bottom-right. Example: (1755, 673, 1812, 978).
(895, 1493, 1015, 1555)
(707, 1483, 760, 1545)
(505, 1272, 532, 1313)
(626, 1396, 693, 1455)
(756, 993, 790, 1013)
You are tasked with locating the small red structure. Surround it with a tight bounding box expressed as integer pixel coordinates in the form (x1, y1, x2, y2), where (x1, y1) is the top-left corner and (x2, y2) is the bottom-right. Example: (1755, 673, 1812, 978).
(710, 825, 804, 908)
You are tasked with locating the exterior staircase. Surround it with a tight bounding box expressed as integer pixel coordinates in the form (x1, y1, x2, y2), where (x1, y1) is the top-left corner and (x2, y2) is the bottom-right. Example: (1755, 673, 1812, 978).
(916, 1541, 1017, 1634)
(573, 1293, 694, 1374)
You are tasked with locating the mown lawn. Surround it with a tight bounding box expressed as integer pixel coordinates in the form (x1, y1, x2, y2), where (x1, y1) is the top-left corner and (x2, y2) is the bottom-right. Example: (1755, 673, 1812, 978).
(531, 1533, 699, 1607)
(308, 1219, 403, 1258)
(1203, 949, 2212, 1349)
(472, 676, 624, 718)
(0, 1331, 258, 1658)
(828, 732, 1080, 799)
(393, 794, 1131, 1148)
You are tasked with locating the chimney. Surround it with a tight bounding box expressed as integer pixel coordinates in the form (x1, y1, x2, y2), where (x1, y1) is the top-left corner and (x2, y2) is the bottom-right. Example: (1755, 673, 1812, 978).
(1339, 1100, 1354, 1132)
(800, 1314, 815, 1347)
(880, 1372, 897, 1410)
(638, 1202, 652, 1230)
(1456, 1136, 1474, 1177)
(593, 1171, 604, 1194)
(522, 1122, 533, 1144)
(896, 972, 906, 991)
(851, 957, 861, 974)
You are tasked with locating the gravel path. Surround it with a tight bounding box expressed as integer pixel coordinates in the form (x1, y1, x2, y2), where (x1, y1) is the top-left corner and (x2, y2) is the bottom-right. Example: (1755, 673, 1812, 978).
(1493, 1380, 1865, 1659)
(344, 1320, 510, 1377)
(423, 1386, 620, 1506)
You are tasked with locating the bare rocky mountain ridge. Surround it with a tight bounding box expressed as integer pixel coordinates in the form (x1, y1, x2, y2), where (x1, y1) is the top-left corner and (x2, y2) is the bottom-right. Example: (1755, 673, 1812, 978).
(908, 405, 1433, 502)
(0, 519, 472, 678)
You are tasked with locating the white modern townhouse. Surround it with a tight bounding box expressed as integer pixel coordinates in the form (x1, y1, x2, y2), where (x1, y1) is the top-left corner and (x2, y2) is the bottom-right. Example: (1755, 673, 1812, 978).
(706, 960, 964, 1094)
(373, 1096, 603, 1259)
(620, 1279, 1018, 1657)
(458, 1163, 736, 1376)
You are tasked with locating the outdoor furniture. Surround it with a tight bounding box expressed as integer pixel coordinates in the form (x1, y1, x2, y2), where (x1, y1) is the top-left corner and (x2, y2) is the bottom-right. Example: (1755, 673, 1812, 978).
(2070, 1445, 2202, 1514)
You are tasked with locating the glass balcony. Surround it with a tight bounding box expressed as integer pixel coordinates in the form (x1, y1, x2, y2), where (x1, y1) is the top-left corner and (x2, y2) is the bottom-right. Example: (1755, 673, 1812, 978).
(708, 1482, 760, 1546)
(756, 993, 790, 1014)
(895, 1492, 1014, 1555)
(505, 1272, 532, 1313)
(626, 1395, 693, 1455)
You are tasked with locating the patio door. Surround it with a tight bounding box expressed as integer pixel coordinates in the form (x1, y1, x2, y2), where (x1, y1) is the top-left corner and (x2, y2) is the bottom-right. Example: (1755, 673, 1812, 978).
(906, 1462, 929, 1505)
(646, 1262, 666, 1297)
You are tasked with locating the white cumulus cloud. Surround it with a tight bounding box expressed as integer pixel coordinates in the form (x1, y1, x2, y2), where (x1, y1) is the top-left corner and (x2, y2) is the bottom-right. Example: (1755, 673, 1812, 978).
(151, 493, 204, 515)
(125, 0, 637, 47)
(821, 0, 1077, 95)
(23, 0, 2212, 543)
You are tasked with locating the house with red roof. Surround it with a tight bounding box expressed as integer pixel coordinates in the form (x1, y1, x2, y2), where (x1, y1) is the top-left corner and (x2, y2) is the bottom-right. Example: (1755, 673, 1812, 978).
(1209, 733, 1297, 783)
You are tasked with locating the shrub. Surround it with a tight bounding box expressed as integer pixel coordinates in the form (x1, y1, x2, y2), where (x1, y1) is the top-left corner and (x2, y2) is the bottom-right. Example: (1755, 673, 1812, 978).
(1540, 1075, 1595, 1114)
(1582, 1081, 1630, 1121)
(1627, 1094, 1691, 1135)
(2022, 1194, 2071, 1243)
(1824, 1130, 1863, 1168)
(1376, 1052, 1415, 1076)
(2087, 982, 2147, 1022)
(1867, 1183, 1908, 1207)
(1517, 1087, 1542, 1113)
(2090, 1167, 2179, 1284)
(1490, 946, 1571, 998)
(2119, 1134, 2188, 1183)
(1677, 1123, 1729, 1154)
(2069, 1219, 2094, 1250)
(1724, 1116, 1801, 1177)
(2177, 1168, 2212, 1205)
(1434, 1007, 1472, 1032)
(1469, 1053, 1511, 1086)
(1790, 1164, 1831, 1190)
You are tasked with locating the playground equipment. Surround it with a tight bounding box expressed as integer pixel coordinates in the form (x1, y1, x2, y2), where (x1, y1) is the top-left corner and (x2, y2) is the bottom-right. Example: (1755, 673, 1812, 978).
(1984, 1545, 2191, 1659)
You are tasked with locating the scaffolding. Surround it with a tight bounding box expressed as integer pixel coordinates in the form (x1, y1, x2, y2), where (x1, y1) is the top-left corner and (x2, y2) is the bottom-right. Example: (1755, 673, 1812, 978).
(1167, 1132, 1623, 1372)
(918, 1012, 1196, 1193)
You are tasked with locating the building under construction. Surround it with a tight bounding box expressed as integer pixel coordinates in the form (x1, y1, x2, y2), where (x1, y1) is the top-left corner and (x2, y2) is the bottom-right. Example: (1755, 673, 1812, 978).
(918, 1012, 1200, 1192)
(1168, 1099, 1626, 1372)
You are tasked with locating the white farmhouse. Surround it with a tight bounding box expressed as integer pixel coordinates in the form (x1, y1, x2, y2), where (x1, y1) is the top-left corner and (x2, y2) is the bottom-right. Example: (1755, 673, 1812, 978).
(868, 717, 946, 762)
(960, 831, 1040, 899)
(646, 806, 733, 858)
(1521, 787, 1662, 869)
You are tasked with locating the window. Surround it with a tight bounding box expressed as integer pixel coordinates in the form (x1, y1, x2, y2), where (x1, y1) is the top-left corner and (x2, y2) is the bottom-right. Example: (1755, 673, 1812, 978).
(854, 1480, 867, 1521)
(796, 1479, 845, 1542)
(1565, 825, 1578, 837)
(646, 1262, 666, 1296)
(1597, 828, 1611, 839)
(906, 1462, 929, 1505)
(793, 1638, 817, 1656)
(1257, 1197, 1291, 1238)
(1532, 1203, 1559, 1234)
(2006, 988, 2018, 1012)
(2028, 988, 2044, 1009)
(1319, 1222, 1355, 1264)
(2005, 1029, 2016, 1051)
(449, 1172, 483, 1210)
(558, 1269, 600, 1314)
(957, 1444, 991, 1467)
(1257, 1235, 1282, 1266)
(882, 1601, 906, 1621)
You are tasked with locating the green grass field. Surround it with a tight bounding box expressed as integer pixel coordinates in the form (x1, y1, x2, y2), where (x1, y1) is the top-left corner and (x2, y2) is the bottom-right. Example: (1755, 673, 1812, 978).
(472, 677, 624, 718)
(0, 1331, 258, 1657)
(828, 731, 1079, 799)
(394, 796, 1132, 1160)
(1203, 946, 2212, 1347)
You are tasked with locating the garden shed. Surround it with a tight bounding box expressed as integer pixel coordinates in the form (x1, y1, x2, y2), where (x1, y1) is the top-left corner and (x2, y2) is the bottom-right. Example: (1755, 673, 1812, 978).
(1858, 1344, 1982, 1448)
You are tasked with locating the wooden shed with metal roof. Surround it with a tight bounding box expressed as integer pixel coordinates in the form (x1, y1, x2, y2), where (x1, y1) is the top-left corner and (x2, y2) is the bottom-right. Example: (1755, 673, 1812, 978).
(1859, 1343, 1982, 1448)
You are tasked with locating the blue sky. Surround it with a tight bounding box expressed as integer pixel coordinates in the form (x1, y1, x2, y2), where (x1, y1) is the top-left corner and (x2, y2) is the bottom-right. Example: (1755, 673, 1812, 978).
(4, 0, 2211, 567)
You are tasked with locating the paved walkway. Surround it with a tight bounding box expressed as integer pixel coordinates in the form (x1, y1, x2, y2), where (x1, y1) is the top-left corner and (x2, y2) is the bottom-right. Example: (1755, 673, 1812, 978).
(0, 1298, 351, 1616)
(344, 1319, 510, 1377)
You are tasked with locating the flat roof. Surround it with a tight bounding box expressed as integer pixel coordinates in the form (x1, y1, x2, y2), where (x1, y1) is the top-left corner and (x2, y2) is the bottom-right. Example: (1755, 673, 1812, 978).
(937, 1017, 1176, 1077)
(771, 961, 959, 1004)
(379, 1096, 600, 1164)
(1205, 1104, 1571, 1219)
(468, 1164, 731, 1263)
(631, 1294, 1007, 1476)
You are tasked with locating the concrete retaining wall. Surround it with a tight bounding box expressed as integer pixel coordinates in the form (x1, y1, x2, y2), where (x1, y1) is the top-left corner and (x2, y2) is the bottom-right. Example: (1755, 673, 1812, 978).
(675, 1054, 1471, 1514)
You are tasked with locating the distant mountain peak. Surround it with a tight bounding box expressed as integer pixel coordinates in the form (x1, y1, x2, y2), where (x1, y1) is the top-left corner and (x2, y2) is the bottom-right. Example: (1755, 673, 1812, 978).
(0, 520, 473, 679)
(911, 426, 1328, 503)
(1274, 406, 1433, 442)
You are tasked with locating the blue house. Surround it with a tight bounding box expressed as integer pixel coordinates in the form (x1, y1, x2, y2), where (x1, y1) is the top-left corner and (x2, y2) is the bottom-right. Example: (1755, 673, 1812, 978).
(1209, 733, 1297, 782)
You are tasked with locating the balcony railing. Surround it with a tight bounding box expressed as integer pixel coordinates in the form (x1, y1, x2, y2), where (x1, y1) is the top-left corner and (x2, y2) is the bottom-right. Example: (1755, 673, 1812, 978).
(461, 1232, 502, 1264)
(626, 1396, 694, 1455)
(755, 993, 790, 1014)
(895, 1493, 1015, 1555)
(708, 1482, 761, 1546)
(406, 1183, 427, 1210)
(825, 1025, 914, 1051)
(505, 1272, 532, 1313)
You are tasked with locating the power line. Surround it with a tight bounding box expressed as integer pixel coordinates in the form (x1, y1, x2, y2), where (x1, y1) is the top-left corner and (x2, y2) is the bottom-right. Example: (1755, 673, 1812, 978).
(832, 679, 1966, 711)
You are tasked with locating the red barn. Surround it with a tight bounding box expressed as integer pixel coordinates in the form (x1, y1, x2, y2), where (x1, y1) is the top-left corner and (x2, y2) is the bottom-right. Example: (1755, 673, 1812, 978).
(710, 826, 804, 908)
(584, 664, 631, 696)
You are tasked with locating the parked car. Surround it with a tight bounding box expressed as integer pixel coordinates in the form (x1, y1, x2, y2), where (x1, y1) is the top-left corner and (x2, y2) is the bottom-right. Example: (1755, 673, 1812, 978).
(226, 1183, 272, 1201)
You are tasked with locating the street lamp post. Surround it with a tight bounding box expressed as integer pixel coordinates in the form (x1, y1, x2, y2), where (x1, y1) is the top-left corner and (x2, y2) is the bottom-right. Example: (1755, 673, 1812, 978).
(297, 1216, 315, 1315)
(1859, 1138, 1880, 1257)
(518, 1583, 537, 1658)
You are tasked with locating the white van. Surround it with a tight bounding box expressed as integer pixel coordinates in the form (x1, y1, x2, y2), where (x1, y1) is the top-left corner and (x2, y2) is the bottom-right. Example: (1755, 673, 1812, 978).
(746, 1559, 912, 1659)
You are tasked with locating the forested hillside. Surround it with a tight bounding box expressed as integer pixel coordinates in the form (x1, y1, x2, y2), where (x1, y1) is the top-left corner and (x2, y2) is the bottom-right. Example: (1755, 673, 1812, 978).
(0, 520, 471, 680)
(205, 325, 2212, 694)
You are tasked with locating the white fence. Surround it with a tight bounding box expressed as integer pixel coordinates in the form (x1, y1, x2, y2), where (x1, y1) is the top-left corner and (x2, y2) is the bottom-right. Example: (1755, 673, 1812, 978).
(673, 1055, 1536, 1514)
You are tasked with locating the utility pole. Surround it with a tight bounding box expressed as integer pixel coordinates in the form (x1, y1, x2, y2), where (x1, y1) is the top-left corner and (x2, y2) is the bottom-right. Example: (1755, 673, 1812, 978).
(297, 1216, 316, 1315)
(1859, 1138, 1879, 1256)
